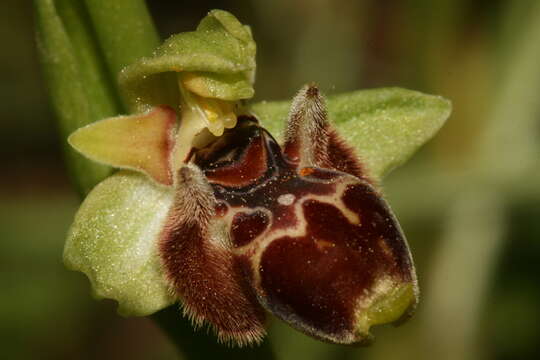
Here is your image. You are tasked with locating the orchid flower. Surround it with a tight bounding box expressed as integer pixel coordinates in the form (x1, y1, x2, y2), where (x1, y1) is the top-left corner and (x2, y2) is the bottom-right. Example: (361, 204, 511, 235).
(57, 10, 450, 346)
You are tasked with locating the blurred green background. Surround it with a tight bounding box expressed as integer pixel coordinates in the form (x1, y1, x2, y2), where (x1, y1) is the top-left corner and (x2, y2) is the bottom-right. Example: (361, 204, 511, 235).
(2, 0, 540, 359)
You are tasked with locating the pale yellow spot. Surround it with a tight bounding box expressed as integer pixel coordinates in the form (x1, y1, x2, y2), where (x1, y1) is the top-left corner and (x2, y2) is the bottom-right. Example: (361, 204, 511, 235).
(354, 278, 416, 337)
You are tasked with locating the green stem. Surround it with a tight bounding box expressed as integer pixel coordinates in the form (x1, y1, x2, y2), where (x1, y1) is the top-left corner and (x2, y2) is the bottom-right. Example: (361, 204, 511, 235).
(83, 0, 160, 111)
(35, 0, 116, 195)
(152, 306, 276, 360)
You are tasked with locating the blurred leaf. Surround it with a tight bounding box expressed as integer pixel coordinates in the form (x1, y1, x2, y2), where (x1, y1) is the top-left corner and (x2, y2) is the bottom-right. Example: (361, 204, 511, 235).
(35, 0, 118, 195)
(64, 171, 175, 316)
(406, 0, 468, 88)
(478, 1, 540, 183)
(250, 88, 451, 181)
(268, 318, 343, 360)
(423, 190, 505, 360)
(0, 192, 91, 358)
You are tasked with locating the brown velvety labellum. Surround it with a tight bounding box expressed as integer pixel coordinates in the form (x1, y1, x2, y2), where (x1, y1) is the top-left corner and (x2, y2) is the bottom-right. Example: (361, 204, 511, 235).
(192, 117, 415, 344)
(341, 184, 413, 278)
(259, 189, 411, 342)
(161, 85, 416, 346)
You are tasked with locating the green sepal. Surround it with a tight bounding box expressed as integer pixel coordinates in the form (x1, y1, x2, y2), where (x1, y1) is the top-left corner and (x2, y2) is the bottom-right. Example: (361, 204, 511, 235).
(119, 9, 256, 112)
(250, 87, 451, 182)
(64, 171, 175, 316)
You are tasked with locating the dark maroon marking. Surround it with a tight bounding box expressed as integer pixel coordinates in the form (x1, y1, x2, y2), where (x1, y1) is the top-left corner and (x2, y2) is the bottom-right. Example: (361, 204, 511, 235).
(195, 121, 339, 230)
(231, 210, 270, 247)
(204, 136, 267, 187)
(194, 118, 336, 233)
(258, 194, 412, 340)
(196, 119, 269, 188)
(342, 184, 412, 280)
(194, 116, 260, 169)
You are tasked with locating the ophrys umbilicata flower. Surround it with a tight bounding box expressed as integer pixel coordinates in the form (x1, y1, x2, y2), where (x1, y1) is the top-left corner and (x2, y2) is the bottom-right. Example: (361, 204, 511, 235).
(63, 10, 451, 346)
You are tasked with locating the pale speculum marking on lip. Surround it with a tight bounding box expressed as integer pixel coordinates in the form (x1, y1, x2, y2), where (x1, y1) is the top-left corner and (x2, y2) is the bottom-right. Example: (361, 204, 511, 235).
(277, 193, 295, 206)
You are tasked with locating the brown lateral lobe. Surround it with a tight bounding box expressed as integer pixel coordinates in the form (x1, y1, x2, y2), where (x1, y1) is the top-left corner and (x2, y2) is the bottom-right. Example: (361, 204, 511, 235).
(282, 85, 368, 181)
(159, 165, 266, 346)
(283, 84, 329, 168)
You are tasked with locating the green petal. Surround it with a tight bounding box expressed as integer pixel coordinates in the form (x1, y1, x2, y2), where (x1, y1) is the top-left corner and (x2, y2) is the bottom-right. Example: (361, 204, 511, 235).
(250, 88, 451, 181)
(64, 171, 175, 316)
(119, 9, 256, 112)
(68, 106, 177, 186)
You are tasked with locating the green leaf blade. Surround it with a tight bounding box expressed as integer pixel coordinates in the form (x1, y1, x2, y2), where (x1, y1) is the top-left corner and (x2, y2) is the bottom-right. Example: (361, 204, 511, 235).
(250, 87, 451, 182)
(328, 88, 451, 180)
